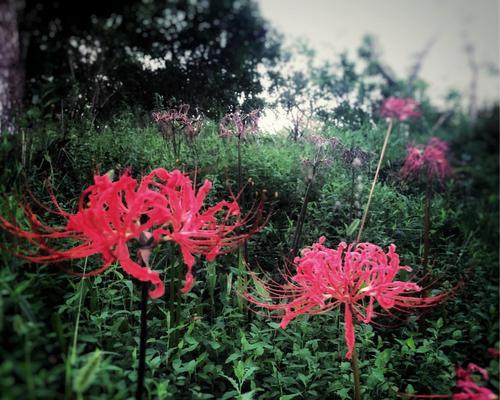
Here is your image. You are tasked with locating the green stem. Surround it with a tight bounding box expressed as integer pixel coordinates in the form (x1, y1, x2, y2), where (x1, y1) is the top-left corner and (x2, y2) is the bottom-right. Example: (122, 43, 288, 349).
(291, 178, 314, 259)
(350, 322, 362, 400)
(423, 177, 432, 269)
(237, 138, 242, 194)
(350, 164, 355, 220)
(66, 257, 88, 399)
(356, 119, 394, 243)
(136, 281, 149, 400)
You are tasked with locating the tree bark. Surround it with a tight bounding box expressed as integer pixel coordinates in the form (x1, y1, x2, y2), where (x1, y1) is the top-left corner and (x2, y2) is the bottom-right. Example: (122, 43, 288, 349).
(0, 0, 23, 133)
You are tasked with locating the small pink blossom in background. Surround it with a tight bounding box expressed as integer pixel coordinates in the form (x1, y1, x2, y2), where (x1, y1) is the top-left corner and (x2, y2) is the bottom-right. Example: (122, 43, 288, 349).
(0, 168, 256, 298)
(453, 363, 497, 400)
(245, 236, 452, 359)
(488, 348, 500, 358)
(401, 137, 451, 182)
(381, 97, 421, 121)
(219, 110, 260, 139)
(152, 104, 200, 140)
(399, 362, 497, 399)
(307, 134, 339, 150)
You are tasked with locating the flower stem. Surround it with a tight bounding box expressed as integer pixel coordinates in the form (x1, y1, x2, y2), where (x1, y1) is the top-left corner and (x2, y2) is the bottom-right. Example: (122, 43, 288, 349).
(65, 257, 88, 399)
(237, 138, 242, 194)
(136, 281, 149, 400)
(350, 335, 362, 400)
(350, 163, 355, 220)
(423, 177, 432, 269)
(356, 119, 394, 243)
(291, 178, 313, 259)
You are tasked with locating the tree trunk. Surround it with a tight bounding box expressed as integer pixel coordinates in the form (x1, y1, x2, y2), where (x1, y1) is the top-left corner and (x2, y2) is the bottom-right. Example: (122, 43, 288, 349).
(0, 0, 23, 133)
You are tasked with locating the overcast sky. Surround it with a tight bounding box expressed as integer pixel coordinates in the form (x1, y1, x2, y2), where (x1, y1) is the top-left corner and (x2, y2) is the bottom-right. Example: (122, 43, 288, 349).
(258, 0, 499, 107)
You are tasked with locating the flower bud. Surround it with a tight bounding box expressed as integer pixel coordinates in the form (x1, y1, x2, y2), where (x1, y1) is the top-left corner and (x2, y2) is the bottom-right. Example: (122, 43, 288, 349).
(352, 157, 362, 168)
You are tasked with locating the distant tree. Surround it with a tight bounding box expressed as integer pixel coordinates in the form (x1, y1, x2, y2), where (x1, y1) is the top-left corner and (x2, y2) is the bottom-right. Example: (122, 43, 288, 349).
(17, 0, 280, 121)
(0, 0, 23, 132)
(314, 51, 373, 128)
(268, 36, 407, 132)
(267, 43, 323, 141)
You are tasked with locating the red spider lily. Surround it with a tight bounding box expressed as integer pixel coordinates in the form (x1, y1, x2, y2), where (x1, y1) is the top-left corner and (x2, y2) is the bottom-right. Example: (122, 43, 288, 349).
(141, 168, 256, 293)
(1, 169, 255, 298)
(219, 110, 260, 139)
(1, 171, 168, 298)
(152, 104, 200, 140)
(401, 137, 451, 182)
(245, 236, 451, 359)
(381, 97, 421, 121)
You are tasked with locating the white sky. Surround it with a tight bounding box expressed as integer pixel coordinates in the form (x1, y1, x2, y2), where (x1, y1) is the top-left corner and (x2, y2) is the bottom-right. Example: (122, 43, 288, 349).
(258, 0, 499, 107)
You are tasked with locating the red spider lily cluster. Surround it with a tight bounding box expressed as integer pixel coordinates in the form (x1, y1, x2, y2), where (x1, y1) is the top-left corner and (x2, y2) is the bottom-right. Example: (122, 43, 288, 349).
(401, 137, 451, 182)
(219, 110, 260, 139)
(245, 236, 450, 359)
(453, 363, 496, 400)
(152, 104, 200, 140)
(0, 168, 255, 298)
(381, 97, 421, 121)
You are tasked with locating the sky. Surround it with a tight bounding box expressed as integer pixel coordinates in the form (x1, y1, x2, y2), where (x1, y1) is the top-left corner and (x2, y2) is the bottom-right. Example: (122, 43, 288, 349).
(258, 0, 499, 108)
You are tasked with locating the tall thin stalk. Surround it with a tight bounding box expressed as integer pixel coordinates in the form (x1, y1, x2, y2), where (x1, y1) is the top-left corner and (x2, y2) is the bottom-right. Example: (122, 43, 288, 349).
(350, 159, 356, 220)
(136, 281, 149, 400)
(349, 307, 362, 400)
(65, 257, 88, 399)
(290, 178, 314, 259)
(422, 177, 432, 269)
(351, 344, 362, 400)
(237, 138, 242, 195)
(356, 119, 394, 243)
(136, 232, 154, 400)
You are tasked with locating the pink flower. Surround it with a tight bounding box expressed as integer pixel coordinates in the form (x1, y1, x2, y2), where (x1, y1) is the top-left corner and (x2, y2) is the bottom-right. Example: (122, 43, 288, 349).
(488, 348, 500, 358)
(453, 363, 497, 400)
(1, 169, 254, 298)
(152, 104, 200, 140)
(142, 168, 254, 293)
(1, 171, 168, 297)
(399, 362, 497, 399)
(401, 137, 451, 182)
(245, 236, 451, 359)
(381, 97, 421, 121)
(219, 110, 260, 139)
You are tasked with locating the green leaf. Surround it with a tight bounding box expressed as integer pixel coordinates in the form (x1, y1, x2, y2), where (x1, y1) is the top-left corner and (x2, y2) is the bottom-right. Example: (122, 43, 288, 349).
(234, 360, 245, 381)
(405, 336, 416, 351)
(225, 353, 242, 364)
(242, 366, 258, 383)
(345, 218, 360, 237)
(73, 349, 102, 394)
(239, 391, 257, 400)
(279, 394, 302, 400)
(253, 278, 270, 301)
(440, 339, 458, 348)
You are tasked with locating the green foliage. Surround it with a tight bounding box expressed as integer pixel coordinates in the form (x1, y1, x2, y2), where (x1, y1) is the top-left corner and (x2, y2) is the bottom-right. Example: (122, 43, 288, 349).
(0, 104, 498, 399)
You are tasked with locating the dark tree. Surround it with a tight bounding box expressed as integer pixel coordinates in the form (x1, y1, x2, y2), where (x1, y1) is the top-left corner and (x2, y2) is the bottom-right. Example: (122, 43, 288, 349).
(0, 0, 23, 132)
(18, 0, 280, 120)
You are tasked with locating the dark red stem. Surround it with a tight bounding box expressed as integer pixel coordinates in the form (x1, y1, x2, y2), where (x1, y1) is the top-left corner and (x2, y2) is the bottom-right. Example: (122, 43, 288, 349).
(136, 281, 148, 400)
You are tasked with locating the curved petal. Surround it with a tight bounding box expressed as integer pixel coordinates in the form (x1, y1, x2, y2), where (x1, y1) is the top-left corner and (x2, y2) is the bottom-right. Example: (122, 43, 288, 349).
(116, 242, 164, 298)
